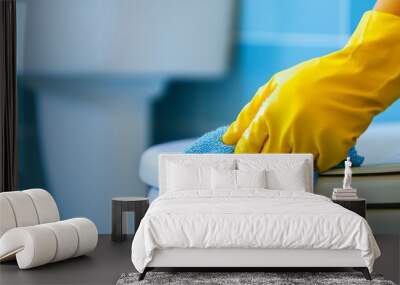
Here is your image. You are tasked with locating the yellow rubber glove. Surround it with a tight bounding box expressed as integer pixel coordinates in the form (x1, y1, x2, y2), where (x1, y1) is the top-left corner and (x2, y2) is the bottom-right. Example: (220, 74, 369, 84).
(223, 11, 400, 172)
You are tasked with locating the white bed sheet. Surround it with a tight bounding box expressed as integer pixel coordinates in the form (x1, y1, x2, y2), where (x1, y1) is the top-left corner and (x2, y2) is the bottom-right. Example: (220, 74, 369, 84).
(131, 190, 380, 273)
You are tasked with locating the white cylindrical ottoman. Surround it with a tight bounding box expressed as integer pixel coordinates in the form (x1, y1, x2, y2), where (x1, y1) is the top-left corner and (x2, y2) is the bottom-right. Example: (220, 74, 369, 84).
(0, 218, 98, 269)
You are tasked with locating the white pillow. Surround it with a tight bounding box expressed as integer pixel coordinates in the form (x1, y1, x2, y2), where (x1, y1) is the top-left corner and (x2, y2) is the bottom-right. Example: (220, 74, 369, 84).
(211, 169, 236, 189)
(237, 169, 267, 189)
(167, 160, 235, 191)
(211, 169, 267, 190)
(237, 159, 309, 192)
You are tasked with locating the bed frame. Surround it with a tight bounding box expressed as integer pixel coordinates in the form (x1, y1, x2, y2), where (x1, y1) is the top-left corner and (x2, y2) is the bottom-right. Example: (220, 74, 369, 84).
(140, 248, 371, 280)
(138, 154, 372, 281)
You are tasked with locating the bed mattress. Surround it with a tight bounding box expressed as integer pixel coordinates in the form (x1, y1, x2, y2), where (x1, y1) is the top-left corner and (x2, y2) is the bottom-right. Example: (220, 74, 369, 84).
(131, 190, 380, 273)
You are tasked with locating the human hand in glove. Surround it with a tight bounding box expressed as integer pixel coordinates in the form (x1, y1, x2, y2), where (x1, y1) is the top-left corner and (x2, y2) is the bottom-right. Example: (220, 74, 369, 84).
(223, 2, 400, 172)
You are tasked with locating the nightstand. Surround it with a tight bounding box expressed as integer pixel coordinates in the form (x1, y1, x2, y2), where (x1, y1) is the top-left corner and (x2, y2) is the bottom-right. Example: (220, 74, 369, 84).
(332, 198, 366, 218)
(112, 197, 149, 242)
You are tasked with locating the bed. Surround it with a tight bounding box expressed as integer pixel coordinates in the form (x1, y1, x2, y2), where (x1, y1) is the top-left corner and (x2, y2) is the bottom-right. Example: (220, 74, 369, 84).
(139, 123, 400, 234)
(132, 154, 380, 280)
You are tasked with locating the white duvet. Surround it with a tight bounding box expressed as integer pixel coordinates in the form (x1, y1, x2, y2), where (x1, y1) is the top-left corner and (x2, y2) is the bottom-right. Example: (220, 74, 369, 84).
(131, 190, 380, 273)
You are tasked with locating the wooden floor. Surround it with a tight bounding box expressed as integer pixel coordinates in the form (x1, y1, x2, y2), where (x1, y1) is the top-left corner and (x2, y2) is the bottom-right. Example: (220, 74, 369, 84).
(0, 234, 398, 285)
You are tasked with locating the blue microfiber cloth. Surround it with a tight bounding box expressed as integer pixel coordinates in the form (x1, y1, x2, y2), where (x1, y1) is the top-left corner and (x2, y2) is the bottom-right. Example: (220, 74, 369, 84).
(185, 126, 234, 154)
(185, 126, 364, 169)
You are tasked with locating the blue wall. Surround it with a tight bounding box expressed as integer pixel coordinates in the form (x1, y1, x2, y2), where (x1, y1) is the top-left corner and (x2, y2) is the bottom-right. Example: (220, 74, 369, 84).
(153, 0, 399, 144)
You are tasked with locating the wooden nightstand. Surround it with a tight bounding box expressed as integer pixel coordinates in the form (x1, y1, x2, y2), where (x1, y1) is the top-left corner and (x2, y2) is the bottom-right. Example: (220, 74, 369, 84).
(332, 198, 366, 218)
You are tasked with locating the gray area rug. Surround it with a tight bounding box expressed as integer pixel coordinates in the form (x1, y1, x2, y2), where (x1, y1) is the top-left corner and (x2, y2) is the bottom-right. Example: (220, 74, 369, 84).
(116, 272, 396, 285)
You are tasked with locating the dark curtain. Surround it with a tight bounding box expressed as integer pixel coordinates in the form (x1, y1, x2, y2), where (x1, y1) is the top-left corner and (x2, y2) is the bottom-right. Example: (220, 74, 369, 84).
(0, 0, 17, 192)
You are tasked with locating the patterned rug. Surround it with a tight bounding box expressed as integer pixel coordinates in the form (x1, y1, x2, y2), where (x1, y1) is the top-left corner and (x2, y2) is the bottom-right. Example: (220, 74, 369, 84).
(116, 271, 396, 285)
